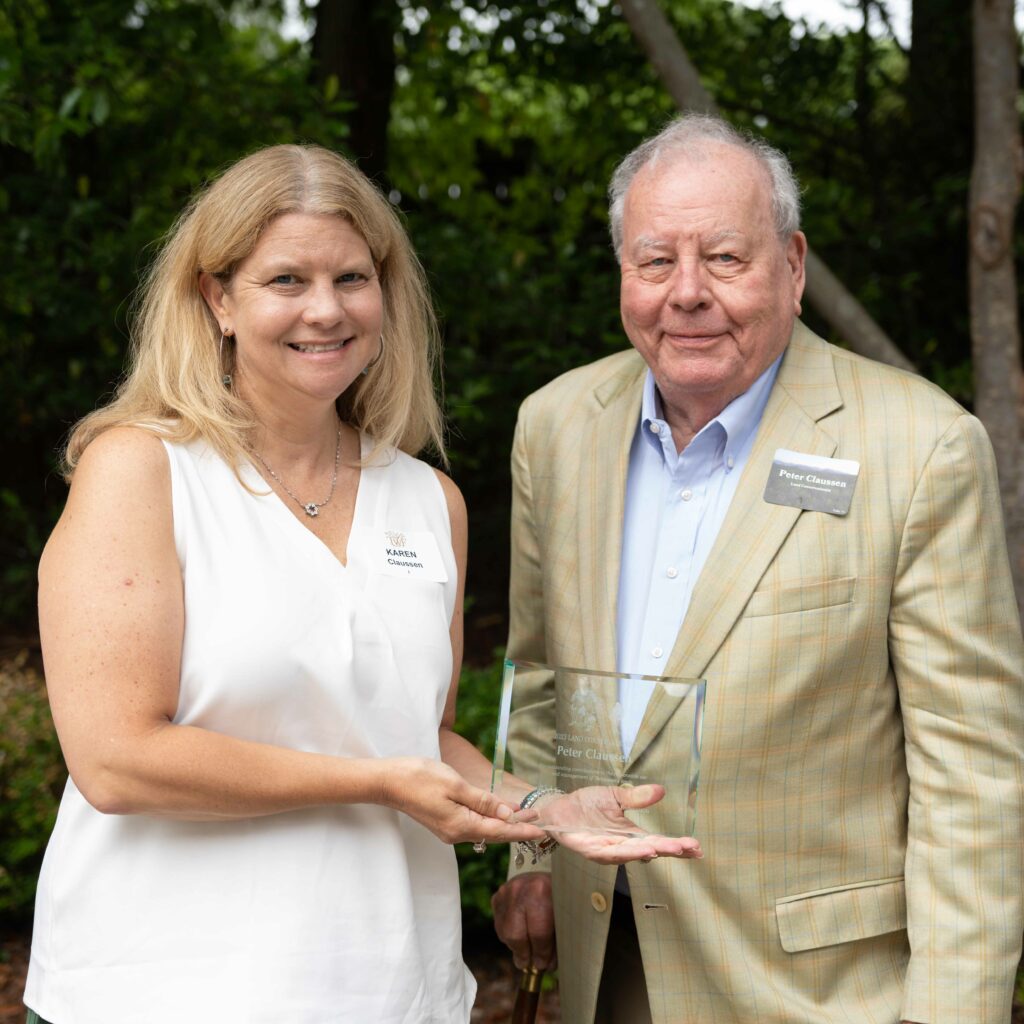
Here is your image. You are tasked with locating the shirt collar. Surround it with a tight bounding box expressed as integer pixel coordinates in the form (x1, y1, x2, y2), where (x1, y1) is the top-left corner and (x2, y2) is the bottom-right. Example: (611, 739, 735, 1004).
(639, 353, 783, 464)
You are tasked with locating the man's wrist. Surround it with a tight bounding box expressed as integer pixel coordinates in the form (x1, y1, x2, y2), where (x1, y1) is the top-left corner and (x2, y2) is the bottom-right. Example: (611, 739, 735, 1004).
(514, 786, 564, 867)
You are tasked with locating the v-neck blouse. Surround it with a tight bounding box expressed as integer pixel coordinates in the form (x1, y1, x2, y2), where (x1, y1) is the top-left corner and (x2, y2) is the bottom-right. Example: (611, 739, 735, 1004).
(25, 435, 475, 1023)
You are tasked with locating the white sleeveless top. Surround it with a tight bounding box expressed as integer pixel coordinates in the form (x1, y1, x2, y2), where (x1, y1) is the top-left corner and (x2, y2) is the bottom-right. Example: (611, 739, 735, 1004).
(26, 435, 476, 1023)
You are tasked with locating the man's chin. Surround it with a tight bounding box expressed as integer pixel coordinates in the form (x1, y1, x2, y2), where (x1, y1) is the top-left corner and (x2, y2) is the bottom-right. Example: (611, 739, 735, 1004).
(655, 352, 739, 394)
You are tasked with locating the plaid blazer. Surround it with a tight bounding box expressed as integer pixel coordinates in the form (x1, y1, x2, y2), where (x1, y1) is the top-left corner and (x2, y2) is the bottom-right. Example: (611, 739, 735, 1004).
(506, 322, 1024, 1024)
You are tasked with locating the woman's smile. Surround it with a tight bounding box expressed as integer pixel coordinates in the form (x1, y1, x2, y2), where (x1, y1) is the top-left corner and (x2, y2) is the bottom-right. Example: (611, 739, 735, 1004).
(287, 339, 355, 354)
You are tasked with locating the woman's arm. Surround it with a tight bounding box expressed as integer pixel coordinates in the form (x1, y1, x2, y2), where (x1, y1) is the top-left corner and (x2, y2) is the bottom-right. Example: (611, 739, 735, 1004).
(39, 427, 537, 846)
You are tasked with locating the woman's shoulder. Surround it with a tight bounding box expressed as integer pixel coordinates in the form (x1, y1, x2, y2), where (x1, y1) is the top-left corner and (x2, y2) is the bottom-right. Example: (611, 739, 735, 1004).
(429, 467, 466, 527)
(42, 426, 177, 579)
(77, 422, 225, 483)
(362, 434, 465, 536)
(60, 428, 174, 536)
(74, 425, 172, 489)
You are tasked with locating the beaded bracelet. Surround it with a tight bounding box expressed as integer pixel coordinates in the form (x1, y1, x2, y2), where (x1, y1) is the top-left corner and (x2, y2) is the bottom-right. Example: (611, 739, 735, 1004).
(514, 787, 564, 867)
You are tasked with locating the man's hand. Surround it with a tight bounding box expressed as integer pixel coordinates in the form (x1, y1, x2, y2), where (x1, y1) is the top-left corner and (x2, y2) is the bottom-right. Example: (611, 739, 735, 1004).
(492, 872, 557, 971)
(534, 784, 704, 863)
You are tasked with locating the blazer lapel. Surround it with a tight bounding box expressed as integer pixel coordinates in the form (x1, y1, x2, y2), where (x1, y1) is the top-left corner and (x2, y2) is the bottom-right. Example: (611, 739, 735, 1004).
(625, 325, 844, 770)
(576, 357, 645, 675)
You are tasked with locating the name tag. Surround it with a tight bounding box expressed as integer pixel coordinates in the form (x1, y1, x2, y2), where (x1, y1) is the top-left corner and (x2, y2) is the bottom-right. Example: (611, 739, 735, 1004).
(763, 449, 860, 516)
(372, 530, 449, 582)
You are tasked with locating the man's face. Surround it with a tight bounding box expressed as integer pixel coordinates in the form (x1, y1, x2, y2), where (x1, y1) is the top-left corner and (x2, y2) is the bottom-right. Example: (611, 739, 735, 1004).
(619, 142, 806, 424)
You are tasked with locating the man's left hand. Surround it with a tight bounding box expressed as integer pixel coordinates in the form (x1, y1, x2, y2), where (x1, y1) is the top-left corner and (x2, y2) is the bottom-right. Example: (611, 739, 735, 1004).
(535, 784, 704, 863)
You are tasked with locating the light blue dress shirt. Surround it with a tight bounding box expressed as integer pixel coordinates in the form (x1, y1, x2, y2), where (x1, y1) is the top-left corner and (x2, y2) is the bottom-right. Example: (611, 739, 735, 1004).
(615, 356, 782, 757)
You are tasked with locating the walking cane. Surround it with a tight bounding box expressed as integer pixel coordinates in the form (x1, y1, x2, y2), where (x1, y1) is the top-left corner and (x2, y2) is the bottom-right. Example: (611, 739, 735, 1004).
(509, 965, 544, 1024)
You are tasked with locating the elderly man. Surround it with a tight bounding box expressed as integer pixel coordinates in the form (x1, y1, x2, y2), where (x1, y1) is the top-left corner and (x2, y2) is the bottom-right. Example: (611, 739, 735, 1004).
(492, 114, 1024, 1024)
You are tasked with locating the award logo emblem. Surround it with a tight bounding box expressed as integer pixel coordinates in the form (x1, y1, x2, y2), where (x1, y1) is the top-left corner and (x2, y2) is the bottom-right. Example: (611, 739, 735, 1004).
(567, 686, 599, 733)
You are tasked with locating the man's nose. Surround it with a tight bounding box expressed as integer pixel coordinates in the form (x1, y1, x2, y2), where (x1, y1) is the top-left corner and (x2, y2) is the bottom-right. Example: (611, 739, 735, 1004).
(667, 259, 712, 311)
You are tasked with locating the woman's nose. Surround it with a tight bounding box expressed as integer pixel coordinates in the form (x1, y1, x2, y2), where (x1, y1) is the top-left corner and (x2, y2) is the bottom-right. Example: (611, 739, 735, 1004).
(302, 280, 346, 326)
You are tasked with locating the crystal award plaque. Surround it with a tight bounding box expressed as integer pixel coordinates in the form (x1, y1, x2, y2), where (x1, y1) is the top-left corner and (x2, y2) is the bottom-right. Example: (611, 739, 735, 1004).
(491, 660, 706, 837)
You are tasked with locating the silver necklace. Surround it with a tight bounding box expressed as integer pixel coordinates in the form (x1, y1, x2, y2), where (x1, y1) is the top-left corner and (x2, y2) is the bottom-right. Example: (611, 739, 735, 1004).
(252, 424, 343, 518)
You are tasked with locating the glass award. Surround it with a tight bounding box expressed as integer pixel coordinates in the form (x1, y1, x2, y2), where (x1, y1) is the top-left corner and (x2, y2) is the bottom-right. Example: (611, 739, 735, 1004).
(492, 659, 706, 837)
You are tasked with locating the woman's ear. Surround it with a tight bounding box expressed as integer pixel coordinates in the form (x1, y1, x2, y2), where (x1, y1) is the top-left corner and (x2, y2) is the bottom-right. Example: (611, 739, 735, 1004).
(198, 272, 230, 329)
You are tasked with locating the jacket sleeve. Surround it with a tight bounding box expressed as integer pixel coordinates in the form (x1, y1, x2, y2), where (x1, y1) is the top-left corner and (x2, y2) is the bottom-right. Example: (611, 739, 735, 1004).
(890, 412, 1024, 1023)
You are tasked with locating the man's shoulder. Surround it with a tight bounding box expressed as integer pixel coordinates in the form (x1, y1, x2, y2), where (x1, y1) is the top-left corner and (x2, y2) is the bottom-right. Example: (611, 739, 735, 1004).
(519, 349, 645, 418)
(833, 343, 963, 411)
(787, 324, 968, 430)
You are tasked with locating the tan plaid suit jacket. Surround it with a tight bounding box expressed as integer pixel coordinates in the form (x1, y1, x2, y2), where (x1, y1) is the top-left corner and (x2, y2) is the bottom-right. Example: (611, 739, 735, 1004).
(506, 322, 1024, 1023)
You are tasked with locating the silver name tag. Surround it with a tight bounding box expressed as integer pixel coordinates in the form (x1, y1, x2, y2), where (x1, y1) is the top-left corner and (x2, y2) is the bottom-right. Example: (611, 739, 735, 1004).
(763, 448, 860, 516)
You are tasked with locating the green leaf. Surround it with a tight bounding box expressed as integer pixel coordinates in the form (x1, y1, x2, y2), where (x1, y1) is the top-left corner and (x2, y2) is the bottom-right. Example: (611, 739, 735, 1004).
(90, 89, 109, 125)
(58, 86, 83, 119)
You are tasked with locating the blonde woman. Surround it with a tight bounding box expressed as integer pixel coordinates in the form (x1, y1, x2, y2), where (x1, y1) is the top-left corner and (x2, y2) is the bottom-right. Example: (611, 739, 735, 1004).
(25, 145, 698, 1024)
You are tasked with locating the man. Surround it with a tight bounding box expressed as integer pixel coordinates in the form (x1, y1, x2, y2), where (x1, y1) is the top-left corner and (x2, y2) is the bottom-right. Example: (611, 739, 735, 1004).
(492, 114, 1024, 1024)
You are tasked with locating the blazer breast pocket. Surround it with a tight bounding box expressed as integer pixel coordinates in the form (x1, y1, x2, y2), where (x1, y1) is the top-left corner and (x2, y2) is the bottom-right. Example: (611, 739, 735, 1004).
(775, 875, 906, 953)
(744, 575, 856, 618)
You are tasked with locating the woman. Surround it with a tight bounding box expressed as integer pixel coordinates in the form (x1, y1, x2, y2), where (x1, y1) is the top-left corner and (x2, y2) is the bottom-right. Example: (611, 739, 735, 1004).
(25, 145, 699, 1024)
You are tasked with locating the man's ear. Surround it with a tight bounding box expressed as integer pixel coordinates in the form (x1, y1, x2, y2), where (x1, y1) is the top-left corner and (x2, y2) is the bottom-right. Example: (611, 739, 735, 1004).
(198, 272, 230, 329)
(787, 231, 807, 316)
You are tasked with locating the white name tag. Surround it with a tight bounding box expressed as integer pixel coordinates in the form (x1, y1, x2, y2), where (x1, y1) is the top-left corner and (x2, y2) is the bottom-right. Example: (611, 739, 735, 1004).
(372, 530, 449, 582)
(763, 449, 860, 516)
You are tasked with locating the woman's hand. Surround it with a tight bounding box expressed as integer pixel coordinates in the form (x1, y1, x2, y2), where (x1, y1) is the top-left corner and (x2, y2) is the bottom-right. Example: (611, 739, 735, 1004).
(528, 783, 703, 864)
(380, 757, 545, 847)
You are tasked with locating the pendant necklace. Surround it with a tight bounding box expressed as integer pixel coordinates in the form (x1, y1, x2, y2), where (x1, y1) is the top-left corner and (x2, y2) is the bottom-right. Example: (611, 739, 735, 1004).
(252, 423, 343, 518)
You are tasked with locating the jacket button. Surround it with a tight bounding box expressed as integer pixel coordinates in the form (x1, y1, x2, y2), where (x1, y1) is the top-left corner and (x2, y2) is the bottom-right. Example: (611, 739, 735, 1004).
(591, 891, 608, 913)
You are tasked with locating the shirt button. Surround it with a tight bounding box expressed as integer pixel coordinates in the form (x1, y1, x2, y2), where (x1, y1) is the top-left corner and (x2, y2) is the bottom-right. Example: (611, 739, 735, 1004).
(666, 567, 678, 579)
(680, 488, 693, 501)
(649, 422, 661, 434)
(651, 646, 664, 658)
(726, 455, 735, 469)
(591, 892, 609, 913)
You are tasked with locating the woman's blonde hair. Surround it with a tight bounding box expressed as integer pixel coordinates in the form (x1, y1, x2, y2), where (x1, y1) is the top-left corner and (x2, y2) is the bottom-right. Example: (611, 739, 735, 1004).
(63, 144, 445, 478)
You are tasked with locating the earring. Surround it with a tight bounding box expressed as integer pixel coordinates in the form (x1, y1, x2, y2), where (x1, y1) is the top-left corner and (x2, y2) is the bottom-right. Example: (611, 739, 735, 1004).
(361, 333, 384, 377)
(219, 329, 233, 388)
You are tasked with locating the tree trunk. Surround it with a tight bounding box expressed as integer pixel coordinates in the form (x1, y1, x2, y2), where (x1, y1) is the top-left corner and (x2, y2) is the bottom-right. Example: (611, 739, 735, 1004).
(616, 0, 914, 373)
(969, 0, 1024, 618)
(311, 0, 396, 184)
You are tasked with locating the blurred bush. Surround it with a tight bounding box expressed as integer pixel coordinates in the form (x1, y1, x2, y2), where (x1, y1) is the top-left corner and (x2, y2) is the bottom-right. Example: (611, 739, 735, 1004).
(0, 652, 65, 924)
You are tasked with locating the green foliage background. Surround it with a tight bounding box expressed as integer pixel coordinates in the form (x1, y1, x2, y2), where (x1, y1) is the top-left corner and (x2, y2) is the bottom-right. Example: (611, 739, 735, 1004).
(1, 0, 1021, 942)
(2, 0, 1002, 637)
(0, 654, 64, 919)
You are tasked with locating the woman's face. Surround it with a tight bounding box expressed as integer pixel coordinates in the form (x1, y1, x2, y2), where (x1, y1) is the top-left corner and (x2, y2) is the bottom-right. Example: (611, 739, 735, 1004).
(202, 212, 383, 414)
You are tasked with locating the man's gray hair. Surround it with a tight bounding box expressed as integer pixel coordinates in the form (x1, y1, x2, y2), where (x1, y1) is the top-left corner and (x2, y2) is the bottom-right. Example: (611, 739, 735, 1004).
(608, 113, 802, 260)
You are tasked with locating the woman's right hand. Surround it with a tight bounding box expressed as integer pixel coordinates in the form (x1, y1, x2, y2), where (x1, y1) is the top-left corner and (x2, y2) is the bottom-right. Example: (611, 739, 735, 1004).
(380, 757, 546, 847)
